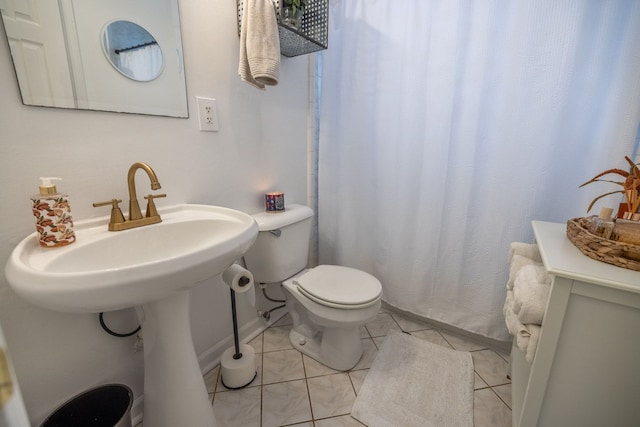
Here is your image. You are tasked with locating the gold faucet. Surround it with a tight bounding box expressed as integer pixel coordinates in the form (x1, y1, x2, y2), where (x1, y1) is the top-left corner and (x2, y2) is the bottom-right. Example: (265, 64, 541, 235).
(128, 162, 161, 220)
(93, 162, 166, 231)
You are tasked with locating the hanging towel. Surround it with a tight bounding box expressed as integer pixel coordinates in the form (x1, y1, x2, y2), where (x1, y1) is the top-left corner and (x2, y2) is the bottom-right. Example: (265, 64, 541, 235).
(239, 0, 280, 89)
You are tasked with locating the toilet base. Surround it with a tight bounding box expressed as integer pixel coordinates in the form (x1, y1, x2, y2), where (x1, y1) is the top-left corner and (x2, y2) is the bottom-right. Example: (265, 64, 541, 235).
(289, 326, 363, 371)
(281, 271, 381, 371)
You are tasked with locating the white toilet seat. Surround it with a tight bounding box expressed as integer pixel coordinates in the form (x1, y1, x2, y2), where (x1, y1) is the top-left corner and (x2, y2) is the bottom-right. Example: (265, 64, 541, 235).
(293, 265, 382, 309)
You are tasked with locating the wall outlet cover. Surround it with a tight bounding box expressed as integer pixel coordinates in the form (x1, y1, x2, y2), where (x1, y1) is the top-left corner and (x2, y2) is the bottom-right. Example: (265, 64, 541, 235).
(196, 97, 219, 132)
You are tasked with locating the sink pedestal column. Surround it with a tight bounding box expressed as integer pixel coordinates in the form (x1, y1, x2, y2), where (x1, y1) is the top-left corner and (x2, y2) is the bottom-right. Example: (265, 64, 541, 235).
(139, 291, 217, 427)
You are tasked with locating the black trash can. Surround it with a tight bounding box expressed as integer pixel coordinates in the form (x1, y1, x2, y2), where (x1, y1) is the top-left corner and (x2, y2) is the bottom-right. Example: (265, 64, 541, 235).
(40, 384, 133, 427)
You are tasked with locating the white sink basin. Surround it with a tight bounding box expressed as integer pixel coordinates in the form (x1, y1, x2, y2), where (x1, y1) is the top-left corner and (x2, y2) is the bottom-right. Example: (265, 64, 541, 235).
(5, 204, 258, 313)
(6, 202, 259, 426)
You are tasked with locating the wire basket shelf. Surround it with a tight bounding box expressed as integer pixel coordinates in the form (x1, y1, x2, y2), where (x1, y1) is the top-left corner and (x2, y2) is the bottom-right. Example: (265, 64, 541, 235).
(237, 0, 328, 57)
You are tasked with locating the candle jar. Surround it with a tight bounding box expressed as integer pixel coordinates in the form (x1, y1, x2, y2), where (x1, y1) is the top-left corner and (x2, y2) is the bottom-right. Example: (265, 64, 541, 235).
(265, 192, 285, 212)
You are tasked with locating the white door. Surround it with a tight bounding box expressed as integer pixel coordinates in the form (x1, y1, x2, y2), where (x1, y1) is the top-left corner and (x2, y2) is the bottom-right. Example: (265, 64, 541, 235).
(0, 0, 75, 107)
(0, 325, 30, 427)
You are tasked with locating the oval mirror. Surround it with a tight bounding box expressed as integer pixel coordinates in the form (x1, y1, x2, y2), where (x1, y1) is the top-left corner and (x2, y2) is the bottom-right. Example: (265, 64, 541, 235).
(101, 20, 164, 82)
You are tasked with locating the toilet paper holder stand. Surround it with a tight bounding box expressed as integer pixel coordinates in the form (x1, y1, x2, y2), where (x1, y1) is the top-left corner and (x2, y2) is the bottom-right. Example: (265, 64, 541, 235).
(230, 282, 249, 360)
(220, 283, 258, 389)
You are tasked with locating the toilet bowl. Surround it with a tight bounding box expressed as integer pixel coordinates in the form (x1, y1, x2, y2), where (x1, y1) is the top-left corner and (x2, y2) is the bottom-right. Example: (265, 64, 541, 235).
(243, 204, 383, 371)
(283, 265, 382, 370)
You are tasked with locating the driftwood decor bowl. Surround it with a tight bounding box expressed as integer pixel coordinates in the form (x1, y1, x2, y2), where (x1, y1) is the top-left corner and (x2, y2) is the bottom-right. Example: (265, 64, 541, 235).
(566, 217, 640, 271)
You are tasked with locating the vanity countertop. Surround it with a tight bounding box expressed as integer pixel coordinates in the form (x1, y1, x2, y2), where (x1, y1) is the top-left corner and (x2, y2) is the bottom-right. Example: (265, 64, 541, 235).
(532, 220, 640, 294)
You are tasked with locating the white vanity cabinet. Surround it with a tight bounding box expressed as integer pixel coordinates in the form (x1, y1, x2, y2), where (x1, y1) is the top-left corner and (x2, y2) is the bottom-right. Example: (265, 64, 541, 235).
(511, 221, 640, 427)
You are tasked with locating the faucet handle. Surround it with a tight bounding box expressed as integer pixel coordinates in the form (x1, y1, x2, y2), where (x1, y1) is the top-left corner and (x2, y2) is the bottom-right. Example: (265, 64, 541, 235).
(93, 199, 126, 228)
(93, 199, 122, 207)
(144, 194, 166, 218)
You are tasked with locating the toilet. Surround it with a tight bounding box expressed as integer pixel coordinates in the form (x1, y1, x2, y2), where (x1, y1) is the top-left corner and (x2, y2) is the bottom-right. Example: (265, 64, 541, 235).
(244, 204, 382, 371)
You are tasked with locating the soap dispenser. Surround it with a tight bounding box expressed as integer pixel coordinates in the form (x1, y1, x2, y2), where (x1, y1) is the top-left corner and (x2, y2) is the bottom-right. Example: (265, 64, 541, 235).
(589, 206, 614, 239)
(30, 177, 76, 247)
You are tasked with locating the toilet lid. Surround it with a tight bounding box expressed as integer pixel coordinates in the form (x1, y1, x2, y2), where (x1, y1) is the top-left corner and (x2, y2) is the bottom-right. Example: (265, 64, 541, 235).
(293, 265, 382, 307)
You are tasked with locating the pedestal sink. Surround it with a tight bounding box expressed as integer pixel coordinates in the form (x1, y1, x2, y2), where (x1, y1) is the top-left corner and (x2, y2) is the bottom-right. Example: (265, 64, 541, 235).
(5, 204, 258, 427)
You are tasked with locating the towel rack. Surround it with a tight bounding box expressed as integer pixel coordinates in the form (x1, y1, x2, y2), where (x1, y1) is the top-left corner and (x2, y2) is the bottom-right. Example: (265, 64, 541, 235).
(237, 0, 328, 57)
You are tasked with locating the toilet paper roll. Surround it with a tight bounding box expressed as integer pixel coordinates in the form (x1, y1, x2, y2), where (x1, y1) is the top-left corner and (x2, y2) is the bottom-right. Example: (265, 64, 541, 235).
(220, 344, 256, 389)
(223, 264, 254, 294)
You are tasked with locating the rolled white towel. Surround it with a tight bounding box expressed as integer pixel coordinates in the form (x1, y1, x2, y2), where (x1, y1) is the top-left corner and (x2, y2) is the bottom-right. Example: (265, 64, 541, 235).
(508, 242, 542, 264)
(525, 325, 541, 364)
(516, 325, 529, 353)
(508, 255, 543, 290)
(514, 321, 542, 364)
(503, 289, 514, 319)
(515, 321, 532, 349)
(515, 282, 550, 325)
(504, 293, 527, 337)
(513, 264, 551, 317)
(505, 308, 525, 337)
(506, 309, 540, 363)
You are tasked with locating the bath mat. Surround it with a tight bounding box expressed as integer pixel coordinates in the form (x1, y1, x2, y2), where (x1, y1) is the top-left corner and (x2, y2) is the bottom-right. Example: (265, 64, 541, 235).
(351, 330, 474, 427)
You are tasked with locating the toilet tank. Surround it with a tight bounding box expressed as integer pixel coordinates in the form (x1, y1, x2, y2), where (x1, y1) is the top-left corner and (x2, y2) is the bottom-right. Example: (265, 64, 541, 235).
(244, 204, 314, 284)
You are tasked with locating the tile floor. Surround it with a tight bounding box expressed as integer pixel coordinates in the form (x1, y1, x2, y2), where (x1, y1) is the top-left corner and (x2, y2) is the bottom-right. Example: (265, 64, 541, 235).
(200, 308, 512, 427)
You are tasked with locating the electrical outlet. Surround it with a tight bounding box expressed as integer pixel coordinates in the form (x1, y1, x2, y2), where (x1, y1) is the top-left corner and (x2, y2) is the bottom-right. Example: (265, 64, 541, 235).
(196, 97, 219, 132)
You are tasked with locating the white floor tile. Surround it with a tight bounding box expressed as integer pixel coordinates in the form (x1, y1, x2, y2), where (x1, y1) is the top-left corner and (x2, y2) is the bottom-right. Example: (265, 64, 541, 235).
(372, 336, 386, 349)
(272, 313, 293, 327)
(493, 383, 512, 409)
(307, 373, 356, 419)
(351, 338, 378, 371)
(247, 333, 263, 354)
(440, 330, 489, 352)
(472, 350, 511, 387)
(389, 312, 433, 332)
(262, 380, 312, 427)
(348, 370, 368, 395)
(410, 329, 453, 349)
(474, 388, 512, 427)
(204, 366, 220, 394)
(359, 325, 370, 339)
(474, 372, 488, 390)
(303, 354, 340, 378)
(263, 349, 305, 384)
(263, 326, 294, 352)
(315, 414, 367, 426)
(364, 312, 402, 337)
(213, 386, 261, 427)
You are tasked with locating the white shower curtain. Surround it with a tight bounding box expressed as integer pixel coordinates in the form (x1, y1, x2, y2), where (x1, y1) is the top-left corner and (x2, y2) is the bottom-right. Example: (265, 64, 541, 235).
(318, 0, 640, 340)
(117, 44, 163, 81)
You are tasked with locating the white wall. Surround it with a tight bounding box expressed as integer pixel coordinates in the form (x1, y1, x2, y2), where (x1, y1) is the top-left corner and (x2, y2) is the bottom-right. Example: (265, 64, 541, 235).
(0, 0, 310, 424)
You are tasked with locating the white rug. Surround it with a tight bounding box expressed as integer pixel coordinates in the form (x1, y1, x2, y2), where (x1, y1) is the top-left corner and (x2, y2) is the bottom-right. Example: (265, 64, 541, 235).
(351, 330, 474, 427)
